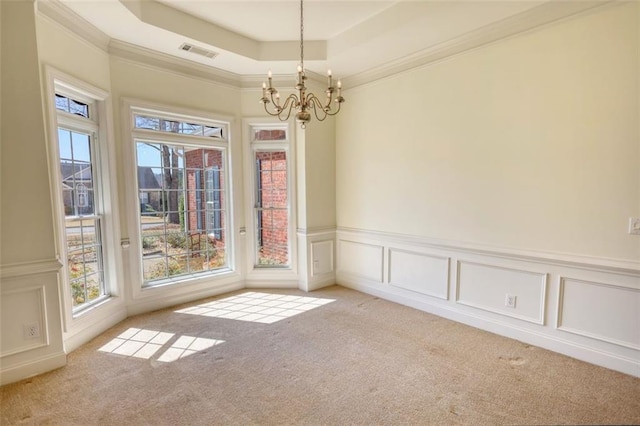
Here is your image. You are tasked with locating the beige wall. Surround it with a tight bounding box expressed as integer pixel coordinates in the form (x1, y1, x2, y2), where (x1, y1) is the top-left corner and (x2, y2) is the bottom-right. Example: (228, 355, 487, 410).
(37, 16, 111, 90)
(1, 0, 66, 385)
(1, 2, 56, 265)
(336, 3, 640, 262)
(304, 116, 336, 230)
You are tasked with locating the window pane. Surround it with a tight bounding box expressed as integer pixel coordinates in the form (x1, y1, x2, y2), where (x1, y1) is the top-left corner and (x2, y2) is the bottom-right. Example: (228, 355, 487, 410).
(134, 113, 224, 140)
(179, 123, 202, 136)
(59, 129, 95, 216)
(55, 94, 89, 118)
(58, 129, 72, 161)
(70, 132, 91, 163)
(55, 95, 69, 112)
(136, 140, 228, 285)
(65, 217, 104, 307)
(135, 115, 160, 131)
(253, 129, 287, 141)
(254, 149, 289, 267)
(204, 126, 223, 138)
(137, 143, 162, 168)
(69, 99, 89, 118)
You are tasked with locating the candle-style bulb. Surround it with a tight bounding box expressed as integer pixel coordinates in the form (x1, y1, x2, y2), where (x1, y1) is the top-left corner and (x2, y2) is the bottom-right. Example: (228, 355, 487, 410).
(268, 70, 272, 78)
(297, 65, 302, 73)
(337, 80, 342, 88)
(328, 69, 332, 76)
(262, 81, 266, 89)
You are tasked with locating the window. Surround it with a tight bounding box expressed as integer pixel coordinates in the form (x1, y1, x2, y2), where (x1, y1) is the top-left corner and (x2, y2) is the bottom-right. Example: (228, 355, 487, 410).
(132, 110, 230, 286)
(250, 126, 291, 268)
(53, 93, 107, 312)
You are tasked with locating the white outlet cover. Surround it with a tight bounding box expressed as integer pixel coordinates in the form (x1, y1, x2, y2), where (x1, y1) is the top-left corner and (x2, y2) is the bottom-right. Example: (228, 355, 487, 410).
(629, 217, 640, 235)
(23, 322, 40, 339)
(505, 294, 517, 308)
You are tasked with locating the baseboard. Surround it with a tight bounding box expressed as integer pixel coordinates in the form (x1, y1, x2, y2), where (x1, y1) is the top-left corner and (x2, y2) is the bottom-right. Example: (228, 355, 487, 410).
(306, 275, 336, 292)
(0, 351, 67, 386)
(244, 279, 299, 289)
(64, 308, 128, 353)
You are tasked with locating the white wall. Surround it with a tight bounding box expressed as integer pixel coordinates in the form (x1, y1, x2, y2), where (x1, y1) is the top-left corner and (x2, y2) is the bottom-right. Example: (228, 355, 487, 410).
(337, 3, 639, 262)
(1, 0, 66, 385)
(336, 3, 640, 376)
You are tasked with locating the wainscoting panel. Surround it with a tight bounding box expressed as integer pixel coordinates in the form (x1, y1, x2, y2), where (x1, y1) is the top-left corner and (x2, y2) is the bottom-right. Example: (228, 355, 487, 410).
(0, 259, 66, 385)
(311, 240, 334, 277)
(298, 229, 337, 292)
(0, 285, 48, 357)
(457, 261, 547, 324)
(557, 278, 640, 350)
(335, 227, 640, 377)
(388, 249, 449, 299)
(337, 240, 384, 283)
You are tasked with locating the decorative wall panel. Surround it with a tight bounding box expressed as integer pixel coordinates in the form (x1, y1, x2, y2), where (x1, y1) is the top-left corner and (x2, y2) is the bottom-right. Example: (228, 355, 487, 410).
(457, 261, 547, 324)
(388, 249, 449, 299)
(337, 240, 384, 283)
(557, 278, 640, 350)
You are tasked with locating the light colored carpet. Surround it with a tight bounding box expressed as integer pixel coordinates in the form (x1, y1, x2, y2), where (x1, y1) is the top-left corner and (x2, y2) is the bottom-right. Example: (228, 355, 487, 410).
(1, 285, 639, 425)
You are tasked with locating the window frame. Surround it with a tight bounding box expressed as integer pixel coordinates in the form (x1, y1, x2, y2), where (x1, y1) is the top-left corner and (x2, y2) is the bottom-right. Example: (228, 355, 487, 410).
(124, 100, 237, 295)
(44, 67, 124, 334)
(243, 119, 298, 282)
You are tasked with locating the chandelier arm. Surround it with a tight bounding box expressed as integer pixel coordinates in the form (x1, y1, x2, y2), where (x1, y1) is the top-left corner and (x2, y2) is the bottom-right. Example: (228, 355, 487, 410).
(263, 94, 298, 120)
(278, 95, 299, 121)
(306, 92, 328, 112)
(307, 95, 329, 122)
(324, 100, 343, 117)
(268, 90, 282, 112)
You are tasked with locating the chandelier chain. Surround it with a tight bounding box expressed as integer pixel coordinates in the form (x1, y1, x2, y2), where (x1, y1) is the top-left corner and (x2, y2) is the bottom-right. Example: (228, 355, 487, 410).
(299, 0, 304, 68)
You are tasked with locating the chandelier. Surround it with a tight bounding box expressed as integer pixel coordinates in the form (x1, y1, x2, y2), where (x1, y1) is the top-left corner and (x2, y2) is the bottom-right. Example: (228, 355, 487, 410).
(260, 0, 344, 128)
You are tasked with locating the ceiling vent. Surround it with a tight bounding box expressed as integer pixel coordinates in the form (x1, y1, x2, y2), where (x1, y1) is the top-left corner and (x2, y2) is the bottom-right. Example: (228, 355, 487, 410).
(179, 43, 218, 59)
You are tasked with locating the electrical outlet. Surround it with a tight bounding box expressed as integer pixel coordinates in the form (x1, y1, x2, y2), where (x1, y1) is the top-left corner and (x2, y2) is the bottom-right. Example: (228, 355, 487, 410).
(629, 217, 640, 235)
(23, 322, 40, 339)
(313, 260, 319, 273)
(505, 294, 517, 309)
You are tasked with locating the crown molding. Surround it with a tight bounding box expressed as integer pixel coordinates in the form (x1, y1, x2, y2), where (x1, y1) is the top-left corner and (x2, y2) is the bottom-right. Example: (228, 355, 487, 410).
(37, 0, 615, 92)
(37, 0, 110, 51)
(343, 0, 613, 89)
(109, 39, 243, 88)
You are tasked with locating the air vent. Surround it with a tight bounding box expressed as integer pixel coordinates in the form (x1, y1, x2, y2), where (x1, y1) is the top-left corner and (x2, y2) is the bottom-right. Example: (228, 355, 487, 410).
(179, 43, 218, 59)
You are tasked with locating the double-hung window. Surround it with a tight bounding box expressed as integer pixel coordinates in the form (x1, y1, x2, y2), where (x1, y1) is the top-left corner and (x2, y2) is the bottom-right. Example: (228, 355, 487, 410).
(51, 88, 110, 313)
(249, 125, 292, 268)
(130, 108, 231, 286)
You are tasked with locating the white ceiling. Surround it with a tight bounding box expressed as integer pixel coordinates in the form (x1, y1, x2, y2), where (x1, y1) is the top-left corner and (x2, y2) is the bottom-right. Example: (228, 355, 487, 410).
(51, 0, 607, 82)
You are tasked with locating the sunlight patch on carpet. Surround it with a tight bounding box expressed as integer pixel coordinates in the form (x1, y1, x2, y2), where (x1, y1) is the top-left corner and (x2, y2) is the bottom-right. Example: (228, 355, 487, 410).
(157, 335, 224, 363)
(174, 292, 335, 324)
(98, 328, 224, 363)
